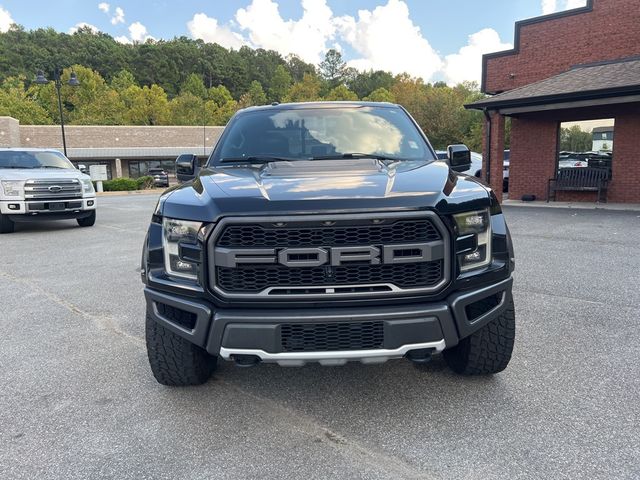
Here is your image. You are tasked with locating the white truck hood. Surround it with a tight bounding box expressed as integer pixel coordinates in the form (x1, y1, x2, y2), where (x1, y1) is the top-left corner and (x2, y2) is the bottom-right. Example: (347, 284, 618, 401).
(0, 168, 91, 182)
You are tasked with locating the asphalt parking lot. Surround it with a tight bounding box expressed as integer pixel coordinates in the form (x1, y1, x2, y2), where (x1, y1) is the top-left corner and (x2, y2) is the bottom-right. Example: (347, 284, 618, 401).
(1, 194, 639, 479)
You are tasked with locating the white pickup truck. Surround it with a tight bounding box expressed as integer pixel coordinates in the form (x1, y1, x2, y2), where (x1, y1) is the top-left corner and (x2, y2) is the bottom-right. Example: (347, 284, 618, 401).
(0, 148, 96, 234)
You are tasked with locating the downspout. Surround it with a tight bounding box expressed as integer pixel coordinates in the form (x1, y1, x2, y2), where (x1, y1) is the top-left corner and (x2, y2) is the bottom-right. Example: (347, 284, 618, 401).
(483, 108, 492, 186)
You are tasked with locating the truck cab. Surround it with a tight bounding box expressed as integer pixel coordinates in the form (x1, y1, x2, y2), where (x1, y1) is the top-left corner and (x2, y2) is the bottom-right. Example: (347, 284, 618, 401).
(0, 148, 97, 233)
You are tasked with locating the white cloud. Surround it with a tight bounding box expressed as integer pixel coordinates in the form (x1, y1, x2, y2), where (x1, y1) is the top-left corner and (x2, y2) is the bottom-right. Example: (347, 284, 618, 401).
(111, 6, 125, 25)
(443, 28, 512, 85)
(338, 0, 442, 81)
(542, 0, 586, 14)
(187, 13, 246, 50)
(98, 2, 110, 13)
(128, 21, 151, 42)
(235, 0, 338, 64)
(0, 5, 14, 32)
(114, 21, 154, 44)
(182, 0, 510, 84)
(68, 22, 100, 34)
(542, 0, 557, 14)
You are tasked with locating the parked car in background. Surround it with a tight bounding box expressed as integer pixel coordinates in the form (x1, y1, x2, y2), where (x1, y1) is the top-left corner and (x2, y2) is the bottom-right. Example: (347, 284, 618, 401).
(0, 148, 96, 233)
(148, 167, 170, 187)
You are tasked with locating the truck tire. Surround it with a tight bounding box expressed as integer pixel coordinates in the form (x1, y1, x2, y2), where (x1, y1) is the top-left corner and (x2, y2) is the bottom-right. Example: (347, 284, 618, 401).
(0, 213, 15, 234)
(77, 210, 96, 227)
(444, 299, 515, 375)
(145, 311, 217, 386)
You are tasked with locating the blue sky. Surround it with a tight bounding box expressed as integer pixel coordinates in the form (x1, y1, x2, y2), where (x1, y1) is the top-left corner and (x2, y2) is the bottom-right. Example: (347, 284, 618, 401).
(0, 0, 587, 84)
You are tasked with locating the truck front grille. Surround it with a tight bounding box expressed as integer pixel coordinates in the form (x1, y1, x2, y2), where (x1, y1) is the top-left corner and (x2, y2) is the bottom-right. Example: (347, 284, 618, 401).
(208, 212, 450, 299)
(216, 262, 443, 293)
(24, 178, 82, 200)
(281, 321, 384, 352)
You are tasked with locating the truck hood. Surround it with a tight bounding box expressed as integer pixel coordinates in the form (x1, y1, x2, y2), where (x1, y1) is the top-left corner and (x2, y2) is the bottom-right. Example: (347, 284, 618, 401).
(0, 168, 90, 181)
(161, 159, 493, 221)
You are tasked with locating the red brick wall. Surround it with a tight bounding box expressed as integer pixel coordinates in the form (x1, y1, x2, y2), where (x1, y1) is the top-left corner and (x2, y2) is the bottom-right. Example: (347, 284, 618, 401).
(608, 110, 640, 203)
(509, 117, 558, 201)
(484, 0, 640, 94)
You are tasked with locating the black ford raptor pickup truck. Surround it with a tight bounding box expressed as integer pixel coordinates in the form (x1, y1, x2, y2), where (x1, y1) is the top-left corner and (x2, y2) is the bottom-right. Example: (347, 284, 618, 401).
(141, 102, 515, 386)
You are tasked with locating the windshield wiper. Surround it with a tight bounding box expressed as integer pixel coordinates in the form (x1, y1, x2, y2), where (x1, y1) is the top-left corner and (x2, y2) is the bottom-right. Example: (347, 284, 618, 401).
(39, 166, 66, 169)
(221, 156, 301, 164)
(311, 153, 402, 162)
(0, 166, 34, 169)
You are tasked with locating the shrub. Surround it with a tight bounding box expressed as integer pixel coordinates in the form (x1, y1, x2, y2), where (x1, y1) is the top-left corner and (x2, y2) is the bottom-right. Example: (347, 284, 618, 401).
(135, 176, 155, 189)
(101, 178, 139, 191)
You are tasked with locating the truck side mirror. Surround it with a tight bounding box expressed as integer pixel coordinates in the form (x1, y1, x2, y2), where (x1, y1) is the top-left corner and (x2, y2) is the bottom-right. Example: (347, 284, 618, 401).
(447, 144, 471, 173)
(176, 154, 198, 183)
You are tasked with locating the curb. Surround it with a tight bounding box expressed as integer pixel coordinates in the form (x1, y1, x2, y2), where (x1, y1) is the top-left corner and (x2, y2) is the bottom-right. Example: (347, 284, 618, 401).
(502, 200, 640, 212)
(96, 189, 166, 196)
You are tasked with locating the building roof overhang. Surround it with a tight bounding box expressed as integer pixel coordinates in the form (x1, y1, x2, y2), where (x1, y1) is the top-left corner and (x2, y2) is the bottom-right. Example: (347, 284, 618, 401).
(467, 57, 640, 115)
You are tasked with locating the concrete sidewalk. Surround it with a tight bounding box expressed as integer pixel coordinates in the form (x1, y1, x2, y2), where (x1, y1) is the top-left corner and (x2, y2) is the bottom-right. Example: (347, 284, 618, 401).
(502, 199, 640, 212)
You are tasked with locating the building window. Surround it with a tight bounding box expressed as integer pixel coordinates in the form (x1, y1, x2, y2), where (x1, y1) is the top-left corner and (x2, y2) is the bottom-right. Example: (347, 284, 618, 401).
(71, 161, 113, 179)
(128, 160, 176, 178)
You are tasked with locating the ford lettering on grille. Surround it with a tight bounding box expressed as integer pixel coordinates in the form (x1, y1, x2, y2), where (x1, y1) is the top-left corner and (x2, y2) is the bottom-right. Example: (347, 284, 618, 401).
(214, 243, 444, 268)
(207, 213, 450, 299)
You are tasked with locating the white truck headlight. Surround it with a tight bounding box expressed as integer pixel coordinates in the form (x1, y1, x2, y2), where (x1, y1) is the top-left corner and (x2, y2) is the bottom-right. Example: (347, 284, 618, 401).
(81, 178, 95, 194)
(1, 180, 24, 197)
(453, 209, 492, 271)
(162, 218, 202, 279)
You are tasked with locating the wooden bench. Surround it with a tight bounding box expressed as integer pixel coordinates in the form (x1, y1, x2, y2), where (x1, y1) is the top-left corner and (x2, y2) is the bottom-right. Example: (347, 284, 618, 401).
(547, 167, 610, 203)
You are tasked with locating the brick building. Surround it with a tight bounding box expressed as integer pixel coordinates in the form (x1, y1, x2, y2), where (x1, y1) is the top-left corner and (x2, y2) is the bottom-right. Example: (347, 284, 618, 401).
(0, 116, 224, 180)
(467, 0, 640, 203)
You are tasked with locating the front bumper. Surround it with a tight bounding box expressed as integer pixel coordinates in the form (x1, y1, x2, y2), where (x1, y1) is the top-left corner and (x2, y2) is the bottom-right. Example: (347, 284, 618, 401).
(0, 197, 96, 216)
(144, 276, 513, 366)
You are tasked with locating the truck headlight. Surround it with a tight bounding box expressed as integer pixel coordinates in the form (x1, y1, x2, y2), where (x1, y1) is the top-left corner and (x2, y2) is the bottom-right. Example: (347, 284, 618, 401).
(162, 218, 202, 280)
(453, 209, 492, 272)
(1, 180, 24, 197)
(80, 178, 95, 194)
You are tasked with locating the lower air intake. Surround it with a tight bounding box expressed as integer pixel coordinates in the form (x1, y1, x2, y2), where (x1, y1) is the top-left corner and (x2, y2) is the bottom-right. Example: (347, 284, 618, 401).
(280, 321, 384, 352)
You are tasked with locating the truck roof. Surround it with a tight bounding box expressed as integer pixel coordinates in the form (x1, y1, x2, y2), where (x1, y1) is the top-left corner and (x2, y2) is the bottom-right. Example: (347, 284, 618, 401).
(0, 147, 63, 153)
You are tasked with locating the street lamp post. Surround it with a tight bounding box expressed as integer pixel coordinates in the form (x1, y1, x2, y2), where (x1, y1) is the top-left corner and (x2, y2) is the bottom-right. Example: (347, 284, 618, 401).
(35, 69, 80, 156)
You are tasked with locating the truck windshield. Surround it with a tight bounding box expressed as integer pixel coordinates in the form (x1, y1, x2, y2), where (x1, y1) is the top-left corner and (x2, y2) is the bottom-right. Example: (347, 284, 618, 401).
(211, 106, 434, 164)
(0, 150, 75, 169)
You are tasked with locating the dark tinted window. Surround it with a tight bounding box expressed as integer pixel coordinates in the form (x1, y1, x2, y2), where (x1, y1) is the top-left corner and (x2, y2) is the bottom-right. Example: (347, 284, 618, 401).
(0, 150, 74, 169)
(212, 106, 433, 163)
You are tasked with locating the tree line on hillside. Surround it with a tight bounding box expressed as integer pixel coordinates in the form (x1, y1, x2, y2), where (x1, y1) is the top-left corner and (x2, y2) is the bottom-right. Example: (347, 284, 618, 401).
(0, 25, 491, 150)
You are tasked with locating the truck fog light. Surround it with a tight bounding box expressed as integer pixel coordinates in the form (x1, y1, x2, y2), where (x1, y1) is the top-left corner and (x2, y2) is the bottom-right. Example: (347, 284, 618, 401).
(8, 204, 19, 210)
(87, 200, 94, 206)
(464, 250, 482, 262)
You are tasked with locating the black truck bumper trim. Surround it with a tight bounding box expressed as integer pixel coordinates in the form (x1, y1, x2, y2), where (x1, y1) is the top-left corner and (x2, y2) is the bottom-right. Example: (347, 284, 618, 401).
(143, 276, 513, 356)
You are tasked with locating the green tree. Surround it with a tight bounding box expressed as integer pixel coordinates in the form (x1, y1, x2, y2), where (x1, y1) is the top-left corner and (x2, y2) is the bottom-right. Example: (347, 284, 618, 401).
(319, 49, 347, 88)
(283, 73, 322, 102)
(324, 85, 358, 101)
(180, 73, 207, 99)
(348, 70, 395, 99)
(363, 87, 395, 103)
(121, 84, 170, 125)
(110, 69, 136, 93)
(208, 85, 234, 107)
(238, 80, 267, 108)
(268, 64, 292, 103)
(560, 125, 592, 151)
(170, 93, 205, 125)
(0, 77, 52, 124)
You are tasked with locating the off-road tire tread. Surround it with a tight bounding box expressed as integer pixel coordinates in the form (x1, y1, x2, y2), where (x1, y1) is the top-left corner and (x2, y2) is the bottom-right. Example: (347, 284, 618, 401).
(146, 313, 216, 386)
(444, 299, 515, 375)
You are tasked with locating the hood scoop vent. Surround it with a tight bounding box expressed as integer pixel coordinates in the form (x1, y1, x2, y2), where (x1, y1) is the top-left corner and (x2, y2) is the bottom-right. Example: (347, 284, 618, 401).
(262, 159, 385, 178)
